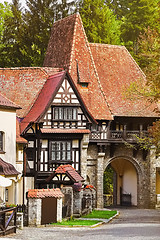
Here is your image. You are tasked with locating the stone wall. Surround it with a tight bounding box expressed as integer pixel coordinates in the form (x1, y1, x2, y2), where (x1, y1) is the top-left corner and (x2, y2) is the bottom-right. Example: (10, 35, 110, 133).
(86, 142, 156, 209)
(28, 198, 42, 226)
(57, 198, 62, 222)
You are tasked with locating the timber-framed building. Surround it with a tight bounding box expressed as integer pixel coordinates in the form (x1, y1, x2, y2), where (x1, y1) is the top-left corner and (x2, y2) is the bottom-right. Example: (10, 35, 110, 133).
(0, 13, 159, 208)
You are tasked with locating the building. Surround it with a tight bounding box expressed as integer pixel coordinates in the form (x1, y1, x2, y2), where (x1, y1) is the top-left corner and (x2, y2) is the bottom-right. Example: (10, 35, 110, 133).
(0, 13, 159, 208)
(0, 93, 25, 205)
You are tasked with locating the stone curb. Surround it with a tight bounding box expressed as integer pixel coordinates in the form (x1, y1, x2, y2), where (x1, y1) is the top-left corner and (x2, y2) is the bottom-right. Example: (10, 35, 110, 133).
(28, 210, 120, 229)
(79, 211, 120, 227)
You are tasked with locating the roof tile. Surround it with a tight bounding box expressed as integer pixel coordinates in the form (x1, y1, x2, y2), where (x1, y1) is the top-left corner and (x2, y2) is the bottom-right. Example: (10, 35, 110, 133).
(0, 67, 62, 118)
(0, 92, 20, 109)
(0, 158, 20, 175)
(28, 188, 64, 199)
(55, 165, 84, 182)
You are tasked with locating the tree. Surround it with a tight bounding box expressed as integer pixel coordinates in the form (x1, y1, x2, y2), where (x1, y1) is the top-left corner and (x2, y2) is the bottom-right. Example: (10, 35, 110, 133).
(23, 0, 76, 66)
(106, 0, 159, 54)
(56, 0, 75, 19)
(23, 0, 58, 66)
(0, 2, 13, 41)
(103, 166, 114, 194)
(0, 0, 28, 67)
(79, 0, 122, 45)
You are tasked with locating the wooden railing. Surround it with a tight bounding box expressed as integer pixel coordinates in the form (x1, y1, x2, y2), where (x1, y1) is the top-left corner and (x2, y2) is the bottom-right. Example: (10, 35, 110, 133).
(0, 207, 17, 236)
(90, 129, 148, 142)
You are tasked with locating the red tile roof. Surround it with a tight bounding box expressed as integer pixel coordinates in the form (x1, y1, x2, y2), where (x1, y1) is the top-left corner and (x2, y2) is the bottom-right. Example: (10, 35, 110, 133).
(0, 158, 20, 175)
(44, 13, 113, 120)
(0, 67, 62, 118)
(90, 43, 158, 117)
(16, 118, 28, 144)
(41, 128, 90, 134)
(44, 13, 158, 118)
(0, 92, 20, 109)
(48, 164, 84, 183)
(56, 165, 84, 182)
(28, 188, 64, 199)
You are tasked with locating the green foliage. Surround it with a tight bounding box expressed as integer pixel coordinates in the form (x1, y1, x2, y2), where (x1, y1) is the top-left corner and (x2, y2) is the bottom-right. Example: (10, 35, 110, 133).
(105, 0, 160, 55)
(103, 166, 114, 194)
(0, 0, 29, 67)
(79, 0, 122, 45)
(0, 0, 76, 67)
(0, 2, 13, 41)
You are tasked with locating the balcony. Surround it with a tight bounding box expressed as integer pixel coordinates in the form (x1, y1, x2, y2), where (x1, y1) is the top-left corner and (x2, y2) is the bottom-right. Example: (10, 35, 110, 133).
(90, 129, 148, 143)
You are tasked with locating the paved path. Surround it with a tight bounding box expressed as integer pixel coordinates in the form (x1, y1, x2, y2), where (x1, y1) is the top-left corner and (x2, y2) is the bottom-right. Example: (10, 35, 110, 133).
(1, 208, 160, 240)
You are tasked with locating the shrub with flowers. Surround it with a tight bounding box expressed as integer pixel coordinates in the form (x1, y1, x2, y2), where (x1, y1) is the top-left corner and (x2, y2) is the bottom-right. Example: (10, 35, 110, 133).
(84, 185, 96, 191)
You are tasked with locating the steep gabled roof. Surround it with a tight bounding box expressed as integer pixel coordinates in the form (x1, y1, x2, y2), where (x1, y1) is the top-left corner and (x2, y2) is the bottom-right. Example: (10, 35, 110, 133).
(0, 67, 62, 118)
(44, 13, 158, 119)
(21, 71, 96, 134)
(44, 13, 113, 120)
(0, 92, 20, 110)
(90, 43, 158, 117)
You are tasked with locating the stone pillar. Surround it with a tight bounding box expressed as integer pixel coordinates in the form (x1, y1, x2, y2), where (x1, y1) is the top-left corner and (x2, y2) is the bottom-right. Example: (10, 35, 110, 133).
(82, 188, 92, 214)
(57, 198, 62, 222)
(28, 198, 42, 226)
(73, 190, 83, 217)
(96, 152, 105, 208)
(81, 134, 89, 182)
(150, 146, 157, 208)
(61, 186, 73, 217)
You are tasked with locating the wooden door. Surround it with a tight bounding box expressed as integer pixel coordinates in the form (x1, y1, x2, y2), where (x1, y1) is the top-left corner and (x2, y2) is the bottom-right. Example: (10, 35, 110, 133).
(41, 198, 57, 225)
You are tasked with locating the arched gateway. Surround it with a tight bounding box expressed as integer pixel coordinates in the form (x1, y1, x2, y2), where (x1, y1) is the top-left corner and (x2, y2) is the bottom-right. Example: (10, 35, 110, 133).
(104, 156, 142, 207)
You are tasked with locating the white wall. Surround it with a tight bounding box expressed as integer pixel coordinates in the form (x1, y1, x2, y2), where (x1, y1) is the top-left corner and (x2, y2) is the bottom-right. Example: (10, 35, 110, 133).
(0, 108, 16, 165)
(122, 161, 137, 206)
(111, 158, 137, 206)
(0, 108, 23, 204)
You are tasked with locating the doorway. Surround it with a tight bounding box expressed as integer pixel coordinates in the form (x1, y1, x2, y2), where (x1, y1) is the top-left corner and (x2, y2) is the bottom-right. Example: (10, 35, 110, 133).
(104, 158, 138, 207)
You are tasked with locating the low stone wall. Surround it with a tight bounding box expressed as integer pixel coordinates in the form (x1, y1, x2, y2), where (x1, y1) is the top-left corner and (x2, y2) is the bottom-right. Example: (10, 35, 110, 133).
(62, 185, 96, 218)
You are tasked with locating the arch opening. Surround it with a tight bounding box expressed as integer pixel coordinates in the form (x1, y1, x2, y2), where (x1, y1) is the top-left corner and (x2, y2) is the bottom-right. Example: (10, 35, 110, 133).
(103, 157, 138, 207)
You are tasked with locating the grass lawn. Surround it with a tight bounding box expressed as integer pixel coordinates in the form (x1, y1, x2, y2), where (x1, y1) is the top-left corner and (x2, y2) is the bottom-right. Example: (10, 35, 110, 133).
(52, 219, 100, 226)
(82, 210, 117, 219)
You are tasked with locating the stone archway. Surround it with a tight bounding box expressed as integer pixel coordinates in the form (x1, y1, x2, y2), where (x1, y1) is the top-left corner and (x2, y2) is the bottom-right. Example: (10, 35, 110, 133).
(104, 156, 143, 207)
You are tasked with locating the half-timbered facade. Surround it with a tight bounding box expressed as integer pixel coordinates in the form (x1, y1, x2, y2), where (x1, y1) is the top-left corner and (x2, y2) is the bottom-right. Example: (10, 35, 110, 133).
(20, 71, 95, 189)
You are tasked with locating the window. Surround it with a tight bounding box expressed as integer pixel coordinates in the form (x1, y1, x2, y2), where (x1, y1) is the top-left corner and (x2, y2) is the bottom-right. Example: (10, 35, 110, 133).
(49, 141, 72, 162)
(0, 131, 4, 152)
(53, 107, 77, 121)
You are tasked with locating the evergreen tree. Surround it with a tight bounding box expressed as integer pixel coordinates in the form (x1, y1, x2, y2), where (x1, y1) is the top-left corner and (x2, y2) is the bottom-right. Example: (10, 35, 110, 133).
(0, 0, 28, 67)
(23, 0, 57, 66)
(57, 0, 75, 19)
(79, 0, 122, 45)
(105, 0, 159, 54)
(24, 0, 76, 66)
(0, 2, 13, 41)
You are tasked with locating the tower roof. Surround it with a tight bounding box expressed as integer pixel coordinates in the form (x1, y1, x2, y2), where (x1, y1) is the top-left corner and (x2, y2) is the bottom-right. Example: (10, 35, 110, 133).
(44, 14, 158, 118)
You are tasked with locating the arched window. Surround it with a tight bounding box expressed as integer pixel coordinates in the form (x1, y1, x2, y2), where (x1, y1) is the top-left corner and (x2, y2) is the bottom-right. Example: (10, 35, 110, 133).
(0, 131, 4, 152)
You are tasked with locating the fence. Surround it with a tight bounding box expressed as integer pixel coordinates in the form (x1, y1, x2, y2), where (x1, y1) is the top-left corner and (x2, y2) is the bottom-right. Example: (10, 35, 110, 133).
(17, 204, 28, 226)
(0, 207, 17, 236)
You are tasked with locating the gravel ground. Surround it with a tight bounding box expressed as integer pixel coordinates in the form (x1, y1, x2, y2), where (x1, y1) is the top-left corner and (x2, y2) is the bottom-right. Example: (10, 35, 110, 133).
(1, 208, 160, 240)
